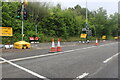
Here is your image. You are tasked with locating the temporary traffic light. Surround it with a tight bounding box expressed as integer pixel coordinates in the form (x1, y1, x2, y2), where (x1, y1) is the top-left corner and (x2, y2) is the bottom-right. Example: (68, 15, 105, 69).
(17, 8, 21, 19)
(23, 8, 27, 20)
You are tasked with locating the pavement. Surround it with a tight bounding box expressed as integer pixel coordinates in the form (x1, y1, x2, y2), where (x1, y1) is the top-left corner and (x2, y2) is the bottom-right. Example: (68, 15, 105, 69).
(0, 40, 119, 80)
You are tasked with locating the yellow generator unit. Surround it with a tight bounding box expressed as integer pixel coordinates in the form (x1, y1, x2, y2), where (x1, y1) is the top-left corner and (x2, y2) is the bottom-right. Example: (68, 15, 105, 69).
(14, 41, 30, 49)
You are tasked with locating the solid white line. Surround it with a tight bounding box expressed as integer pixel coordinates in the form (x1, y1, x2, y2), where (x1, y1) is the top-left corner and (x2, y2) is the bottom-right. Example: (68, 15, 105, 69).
(0, 42, 117, 64)
(0, 57, 47, 79)
(76, 73, 89, 79)
(0, 53, 60, 64)
(0, 46, 96, 64)
(103, 53, 119, 63)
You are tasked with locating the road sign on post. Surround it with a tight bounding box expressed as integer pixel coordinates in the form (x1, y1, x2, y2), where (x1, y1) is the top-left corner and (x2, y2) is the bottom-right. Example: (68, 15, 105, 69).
(0, 27, 13, 36)
(102, 35, 106, 40)
(80, 34, 87, 38)
(82, 28, 87, 31)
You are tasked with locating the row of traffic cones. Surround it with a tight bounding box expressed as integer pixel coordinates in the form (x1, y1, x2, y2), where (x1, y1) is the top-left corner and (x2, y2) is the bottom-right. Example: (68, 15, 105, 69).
(49, 38, 62, 53)
(50, 38, 98, 53)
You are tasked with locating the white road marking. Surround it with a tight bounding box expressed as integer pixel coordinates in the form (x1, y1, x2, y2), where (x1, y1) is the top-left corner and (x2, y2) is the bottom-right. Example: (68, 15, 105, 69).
(0, 46, 96, 64)
(0, 57, 48, 79)
(103, 53, 119, 63)
(99, 42, 117, 47)
(88, 66, 104, 78)
(76, 73, 89, 79)
(0, 42, 117, 64)
(0, 53, 60, 64)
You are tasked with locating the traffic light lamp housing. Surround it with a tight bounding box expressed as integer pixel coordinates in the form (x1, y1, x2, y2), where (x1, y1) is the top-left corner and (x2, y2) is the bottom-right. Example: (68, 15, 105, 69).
(23, 9, 27, 20)
(17, 8, 21, 19)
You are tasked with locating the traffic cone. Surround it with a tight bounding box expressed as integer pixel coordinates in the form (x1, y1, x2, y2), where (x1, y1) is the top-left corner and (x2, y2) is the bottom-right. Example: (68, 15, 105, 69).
(49, 38, 56, 53)
(57, 38, 62, 52)
(95, 38, 98, 46)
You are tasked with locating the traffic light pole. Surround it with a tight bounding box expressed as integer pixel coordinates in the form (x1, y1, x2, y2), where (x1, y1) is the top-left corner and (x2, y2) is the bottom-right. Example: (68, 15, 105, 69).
(22, 2, 24, 41)
(86, 0, 88, 29)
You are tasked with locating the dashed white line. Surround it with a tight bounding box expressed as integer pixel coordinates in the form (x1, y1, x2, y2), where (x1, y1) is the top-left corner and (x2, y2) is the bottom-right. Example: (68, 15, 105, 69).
(103, 53, 119, 63)
(76, 73, 89, 79)
(0, 57, 48, 79)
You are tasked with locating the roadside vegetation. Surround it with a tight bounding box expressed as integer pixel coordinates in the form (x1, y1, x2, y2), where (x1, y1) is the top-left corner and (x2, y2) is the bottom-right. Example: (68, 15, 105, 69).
(1, 2, 120, 44)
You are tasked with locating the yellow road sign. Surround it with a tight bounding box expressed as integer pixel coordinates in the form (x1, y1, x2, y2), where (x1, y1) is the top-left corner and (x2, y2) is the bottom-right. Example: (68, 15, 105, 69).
(0, 27, 13, 36)
(80, 34, 87, 38)
(24, 0, 28, 6)
(114, 37, 118, 40)
(102, 35, 106, 39)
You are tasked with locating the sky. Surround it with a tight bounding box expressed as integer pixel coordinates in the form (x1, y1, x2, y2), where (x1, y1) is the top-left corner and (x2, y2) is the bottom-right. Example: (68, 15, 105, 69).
(3, 0, 120, 15)
(39, 0, 119, 15)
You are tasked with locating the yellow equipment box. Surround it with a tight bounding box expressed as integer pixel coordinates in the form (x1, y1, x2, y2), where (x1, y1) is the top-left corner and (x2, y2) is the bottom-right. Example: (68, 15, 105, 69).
(14, 41, 30, 49)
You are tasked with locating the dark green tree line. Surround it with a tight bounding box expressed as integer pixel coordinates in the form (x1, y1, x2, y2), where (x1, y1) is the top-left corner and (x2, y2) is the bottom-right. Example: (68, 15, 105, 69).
(1, 2, 119, 43)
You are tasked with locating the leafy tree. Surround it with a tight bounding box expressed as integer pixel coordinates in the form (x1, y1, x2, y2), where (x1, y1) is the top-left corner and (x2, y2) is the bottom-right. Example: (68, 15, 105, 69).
(1, 2, 119, 43)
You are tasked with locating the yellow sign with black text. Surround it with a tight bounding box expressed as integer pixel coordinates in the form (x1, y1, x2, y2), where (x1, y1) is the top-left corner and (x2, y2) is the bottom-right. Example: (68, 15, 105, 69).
(0, 27, 13, 36)
(80, 34, 87, 38)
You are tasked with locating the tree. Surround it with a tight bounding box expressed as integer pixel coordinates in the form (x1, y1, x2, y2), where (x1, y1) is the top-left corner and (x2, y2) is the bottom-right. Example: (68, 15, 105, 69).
(90, 7, 108, 38)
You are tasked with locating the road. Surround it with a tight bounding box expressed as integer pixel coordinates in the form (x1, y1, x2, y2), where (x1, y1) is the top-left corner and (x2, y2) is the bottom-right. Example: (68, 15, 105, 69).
(0, 41, 119, 80)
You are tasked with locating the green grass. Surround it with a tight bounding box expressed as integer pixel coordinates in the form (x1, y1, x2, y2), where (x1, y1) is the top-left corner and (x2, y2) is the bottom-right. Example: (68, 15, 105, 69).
(1, 35, 117, 44)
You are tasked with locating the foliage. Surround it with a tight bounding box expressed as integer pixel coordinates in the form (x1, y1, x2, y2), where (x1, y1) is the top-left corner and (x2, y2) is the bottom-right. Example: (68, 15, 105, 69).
(1, 2, 119, 43)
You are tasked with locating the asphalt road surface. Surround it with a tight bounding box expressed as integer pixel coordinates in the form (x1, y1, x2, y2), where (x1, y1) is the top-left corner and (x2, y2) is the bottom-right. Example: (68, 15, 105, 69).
(0, 41, 119, 80)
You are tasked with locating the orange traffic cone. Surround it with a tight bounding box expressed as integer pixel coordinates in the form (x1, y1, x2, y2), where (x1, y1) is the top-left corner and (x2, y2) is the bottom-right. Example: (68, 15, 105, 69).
(49, 38, 56, 53)
(57, 38, 62, 52)
(95, 38, 98, 46)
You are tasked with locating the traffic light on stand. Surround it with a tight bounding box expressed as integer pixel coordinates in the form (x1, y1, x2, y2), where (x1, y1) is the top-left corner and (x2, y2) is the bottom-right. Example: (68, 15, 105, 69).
(17, 8, 21, 19)
(23, 9, 27, 20)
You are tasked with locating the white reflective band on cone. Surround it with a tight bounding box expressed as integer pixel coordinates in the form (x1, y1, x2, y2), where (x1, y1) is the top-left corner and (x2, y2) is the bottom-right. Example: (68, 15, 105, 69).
(52, 41, 55, 47)
(58, 41, 60, 47)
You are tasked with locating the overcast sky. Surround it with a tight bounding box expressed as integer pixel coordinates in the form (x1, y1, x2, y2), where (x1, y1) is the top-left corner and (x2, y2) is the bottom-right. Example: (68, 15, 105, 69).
(3, 0, 120, 15)
(39, 0, 119, 15)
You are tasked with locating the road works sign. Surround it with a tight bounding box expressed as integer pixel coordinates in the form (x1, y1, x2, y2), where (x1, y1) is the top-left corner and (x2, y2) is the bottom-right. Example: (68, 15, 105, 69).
(102, 35, 106, 40)
(0, 27, 13, 36)
(80, 34, 87, 38)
